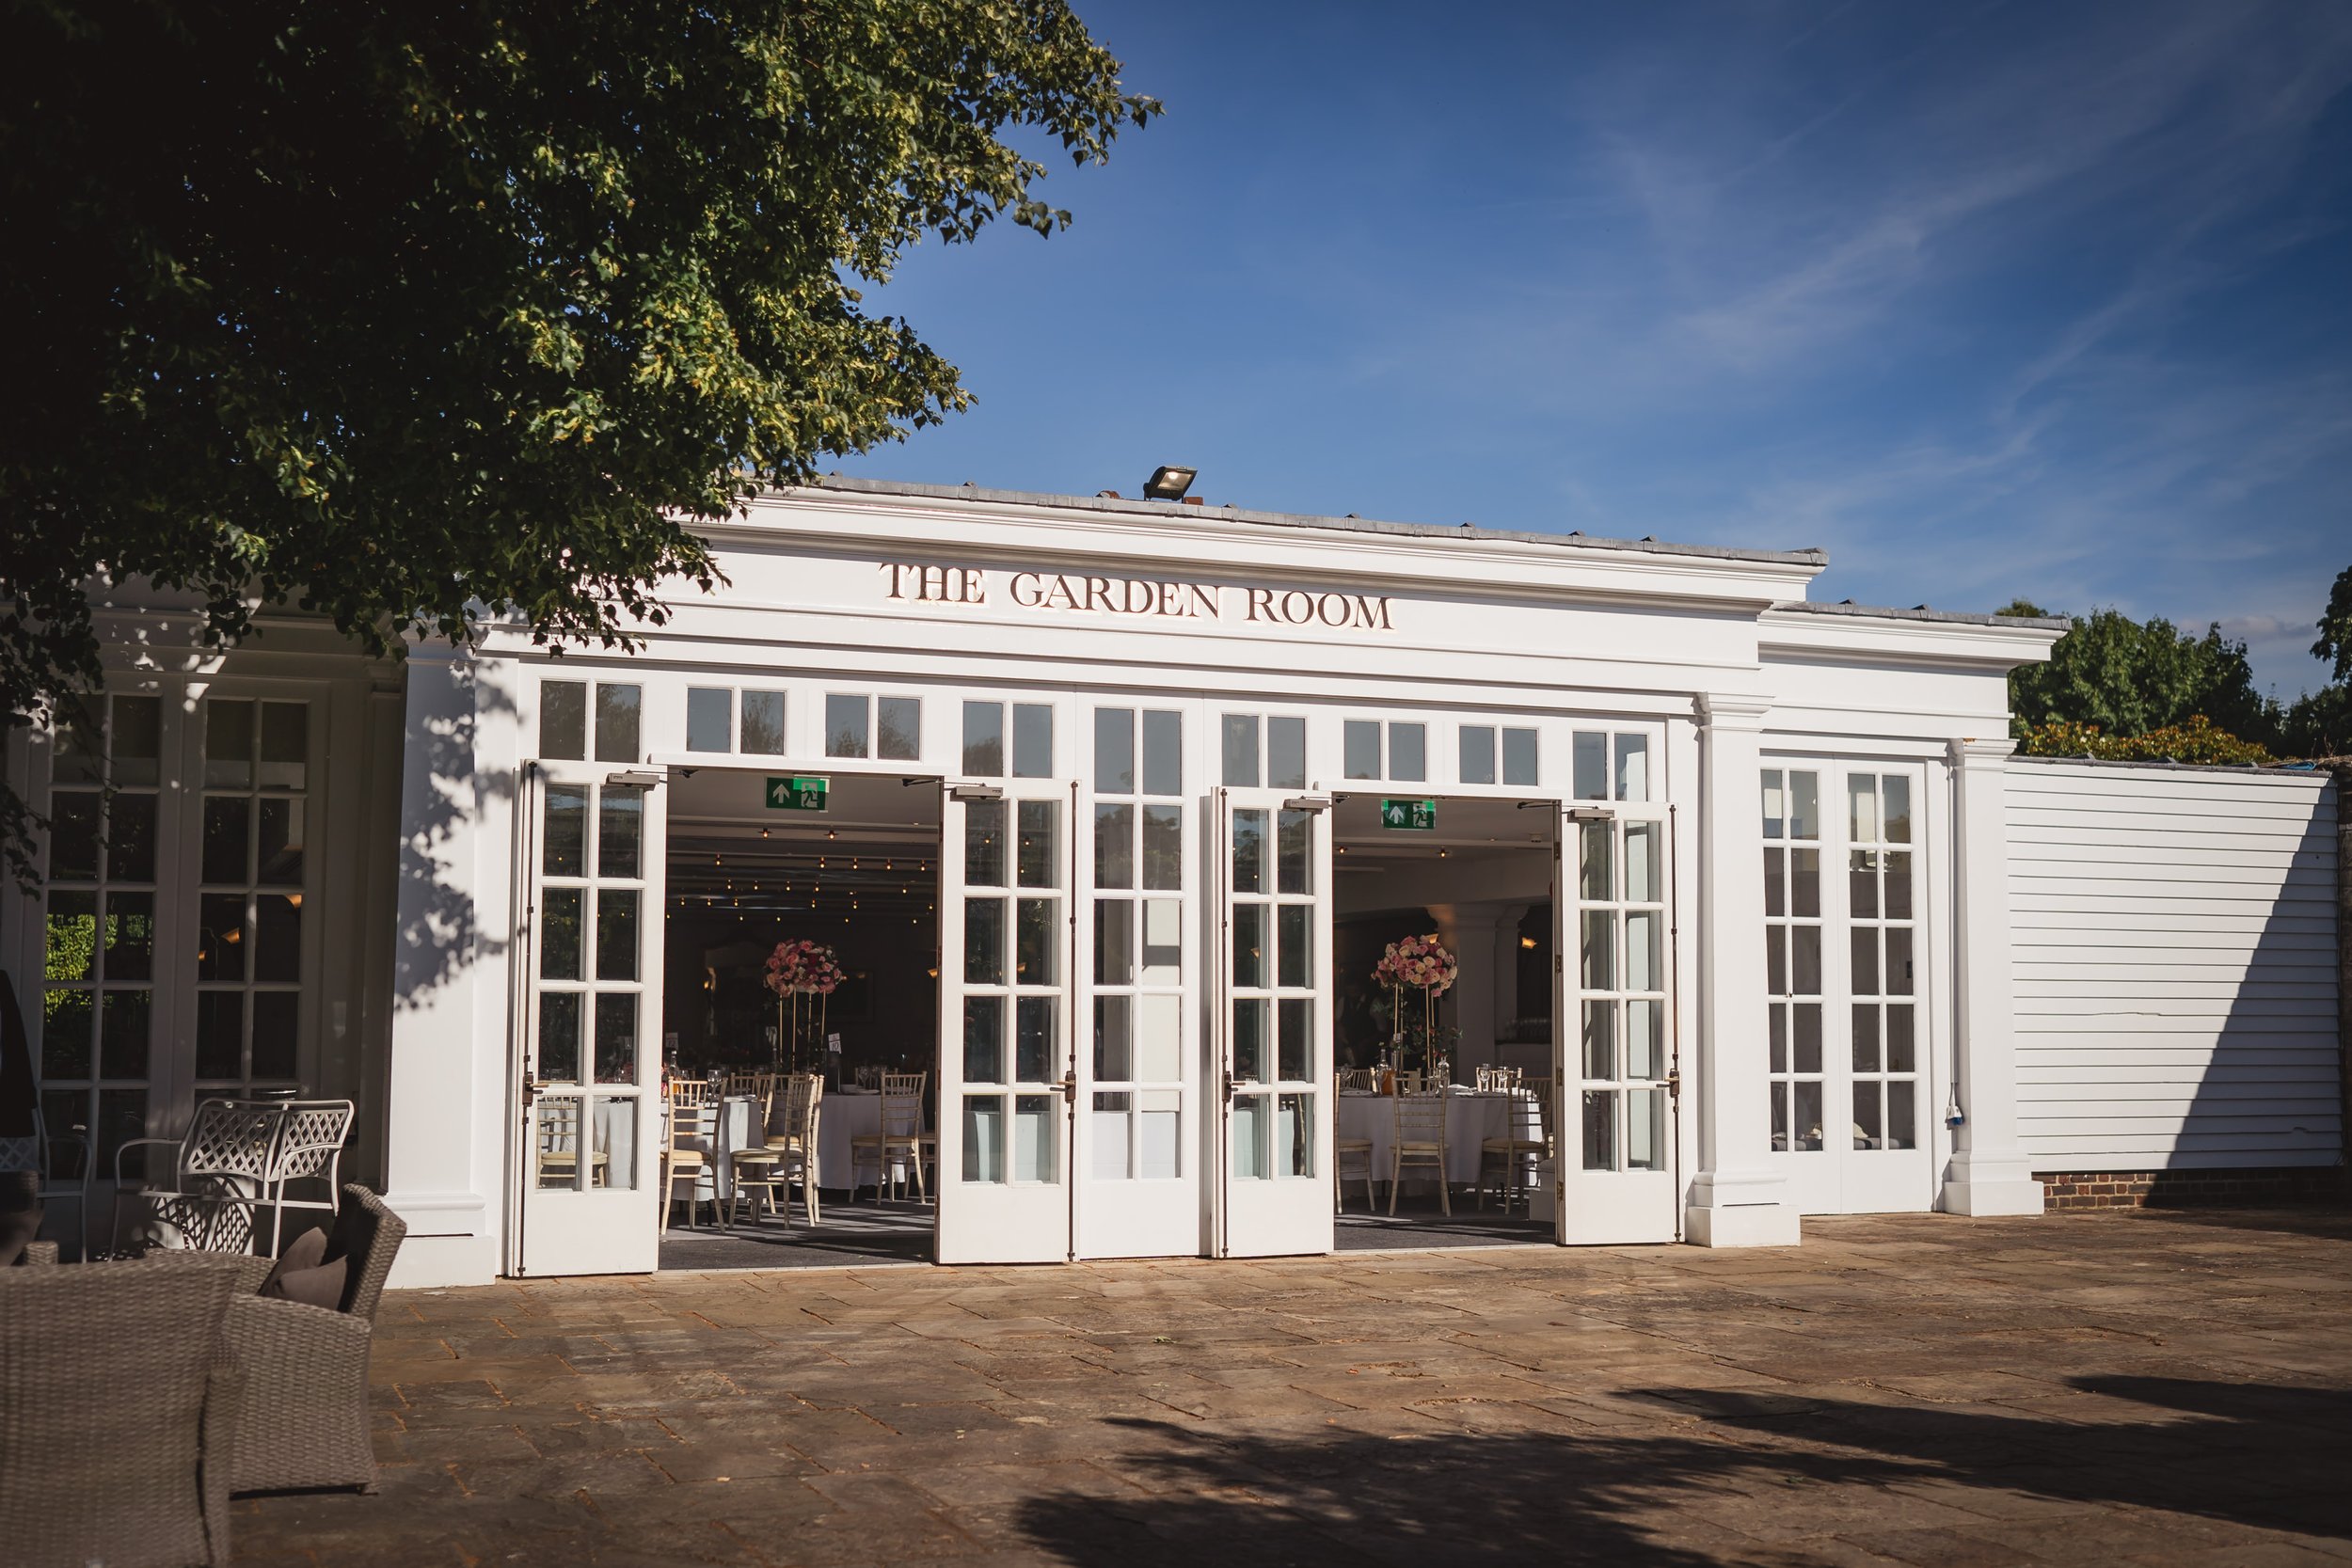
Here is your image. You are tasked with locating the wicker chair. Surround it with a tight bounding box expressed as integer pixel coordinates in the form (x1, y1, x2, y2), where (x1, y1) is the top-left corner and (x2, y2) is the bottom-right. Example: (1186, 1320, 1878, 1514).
(214, 1184, 408, 1495)
(0, 1252, 250, 1567)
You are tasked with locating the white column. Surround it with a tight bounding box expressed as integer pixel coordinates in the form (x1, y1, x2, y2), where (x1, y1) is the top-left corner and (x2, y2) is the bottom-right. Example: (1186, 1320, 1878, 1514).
(1685, 694, 1801, 1246)
(1941, 738, 2045, 1215)
(380, 648, 504, 1285)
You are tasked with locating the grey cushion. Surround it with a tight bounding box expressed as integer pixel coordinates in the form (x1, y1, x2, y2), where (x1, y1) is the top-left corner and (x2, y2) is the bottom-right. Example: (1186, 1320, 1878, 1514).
(257, 1226, 327, 1297)
(264, 1254, 349, 1310)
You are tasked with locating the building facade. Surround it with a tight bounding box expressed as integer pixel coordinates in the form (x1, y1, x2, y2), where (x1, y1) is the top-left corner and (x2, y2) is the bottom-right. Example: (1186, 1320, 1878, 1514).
(10, 480, 2102, 1286)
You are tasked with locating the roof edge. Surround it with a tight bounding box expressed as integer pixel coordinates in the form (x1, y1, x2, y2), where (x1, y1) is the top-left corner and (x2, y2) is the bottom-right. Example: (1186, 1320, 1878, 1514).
(1770, 599, 2072, 632)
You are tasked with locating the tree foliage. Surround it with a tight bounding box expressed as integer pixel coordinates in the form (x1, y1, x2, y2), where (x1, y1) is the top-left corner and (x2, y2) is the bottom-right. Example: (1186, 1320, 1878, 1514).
(1, 0, 1154, 882)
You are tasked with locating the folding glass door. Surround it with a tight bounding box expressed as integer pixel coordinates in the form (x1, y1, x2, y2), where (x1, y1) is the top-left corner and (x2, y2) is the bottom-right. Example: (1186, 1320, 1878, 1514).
(1214, 788, 1333, 1258)
(511, 760, 665, 1276)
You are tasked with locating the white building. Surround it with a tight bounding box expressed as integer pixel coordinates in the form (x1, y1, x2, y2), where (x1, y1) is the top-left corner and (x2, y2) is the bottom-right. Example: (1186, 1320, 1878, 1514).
(10, 479, 2338, 1288)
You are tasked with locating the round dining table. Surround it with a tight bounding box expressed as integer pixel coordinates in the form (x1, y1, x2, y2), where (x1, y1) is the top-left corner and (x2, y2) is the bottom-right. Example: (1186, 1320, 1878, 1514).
(1337, 1087, 1542, 1189)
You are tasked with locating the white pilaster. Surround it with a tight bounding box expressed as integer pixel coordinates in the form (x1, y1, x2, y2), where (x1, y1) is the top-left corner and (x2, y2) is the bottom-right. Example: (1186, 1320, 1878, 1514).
(1685, 693, 1802, 1246)
(381, 648, 503, 1285)
(1941, 737, 2045, 1216)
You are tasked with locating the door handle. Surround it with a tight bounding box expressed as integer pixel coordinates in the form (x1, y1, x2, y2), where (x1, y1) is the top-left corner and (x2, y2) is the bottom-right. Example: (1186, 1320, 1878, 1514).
(1057, 1070, 1077, 1103)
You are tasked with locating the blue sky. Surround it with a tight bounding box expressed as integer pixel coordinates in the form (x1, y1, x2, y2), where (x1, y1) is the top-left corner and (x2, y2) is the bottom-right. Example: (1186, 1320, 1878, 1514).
(835, 1, 2352, 699)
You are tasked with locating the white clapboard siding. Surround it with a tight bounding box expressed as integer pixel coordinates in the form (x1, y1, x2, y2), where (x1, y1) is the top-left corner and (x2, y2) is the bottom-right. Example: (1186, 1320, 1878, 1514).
(2008, 759, 2340, 1170)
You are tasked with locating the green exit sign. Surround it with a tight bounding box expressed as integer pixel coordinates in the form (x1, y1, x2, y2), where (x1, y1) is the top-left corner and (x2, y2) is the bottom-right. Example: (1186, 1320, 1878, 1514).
(765, 776, 829, 811)
(1381, 798, 1437, 832)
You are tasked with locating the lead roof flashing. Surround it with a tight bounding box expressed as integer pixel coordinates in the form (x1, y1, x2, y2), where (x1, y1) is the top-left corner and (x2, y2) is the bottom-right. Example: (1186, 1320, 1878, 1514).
(1769, 599, 2072, 631)
(764, 476, 1831, 570)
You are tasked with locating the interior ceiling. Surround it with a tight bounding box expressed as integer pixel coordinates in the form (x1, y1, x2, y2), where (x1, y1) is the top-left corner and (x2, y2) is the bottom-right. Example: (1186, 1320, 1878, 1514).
(1331, 793, 1555, 863)
(667, 767, 941, 921)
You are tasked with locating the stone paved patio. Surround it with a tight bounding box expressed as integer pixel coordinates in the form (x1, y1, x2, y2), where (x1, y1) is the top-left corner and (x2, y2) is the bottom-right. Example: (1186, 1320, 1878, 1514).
(235, 1208, 2352, 1565)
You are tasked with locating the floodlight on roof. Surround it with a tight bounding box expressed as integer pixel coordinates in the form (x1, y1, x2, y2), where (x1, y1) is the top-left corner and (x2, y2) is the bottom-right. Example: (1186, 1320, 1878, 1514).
(1142, 465, 1197, 501)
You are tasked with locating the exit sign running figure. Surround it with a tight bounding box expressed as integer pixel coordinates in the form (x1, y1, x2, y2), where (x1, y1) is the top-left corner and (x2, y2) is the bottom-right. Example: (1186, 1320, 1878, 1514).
(765, 777, 829, 811)
(1381, 798, 1437, 831)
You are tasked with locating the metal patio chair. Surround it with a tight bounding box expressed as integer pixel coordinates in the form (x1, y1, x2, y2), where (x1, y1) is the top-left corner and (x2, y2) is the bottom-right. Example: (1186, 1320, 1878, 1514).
(115, 1098, 355, 1258)
(29, 1104, 89, 1259)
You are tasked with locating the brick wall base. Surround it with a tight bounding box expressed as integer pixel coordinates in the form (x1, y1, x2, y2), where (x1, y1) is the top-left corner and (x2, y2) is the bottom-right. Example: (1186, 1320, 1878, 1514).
(2034, 1167, 2350, 1211)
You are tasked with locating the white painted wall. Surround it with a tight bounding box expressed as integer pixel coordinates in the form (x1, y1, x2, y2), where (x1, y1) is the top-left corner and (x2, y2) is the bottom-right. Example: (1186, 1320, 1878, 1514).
(2008, 759, 2341, 1171)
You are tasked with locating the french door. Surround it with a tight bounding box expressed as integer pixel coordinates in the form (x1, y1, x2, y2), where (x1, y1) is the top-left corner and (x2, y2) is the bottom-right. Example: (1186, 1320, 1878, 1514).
(1556, 804, 1679, 1243)
(510, 760, 666, 1276)
(1214, 788, 1333, 1258)
(935, 781, 1077, 1263)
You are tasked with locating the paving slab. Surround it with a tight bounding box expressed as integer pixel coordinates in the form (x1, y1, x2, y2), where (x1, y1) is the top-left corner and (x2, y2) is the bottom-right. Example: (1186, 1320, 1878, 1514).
(233, 1207, 2352, 1564)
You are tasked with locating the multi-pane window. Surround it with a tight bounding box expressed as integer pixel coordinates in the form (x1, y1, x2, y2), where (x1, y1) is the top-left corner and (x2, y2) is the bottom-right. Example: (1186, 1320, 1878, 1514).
(1220, 714, 1306, 789)
(41, 695, 161, 1177)
(961, 798, 1062, 1182)
(1575, 816, 1668, 1172)
(824, 693, 920, 761)
(1342, 720, 1427, 782)
(963, 701, 1053, 778)
(1572, 731, 1650, 802)
(1458, 725, 1540, 786)
(194, 699, 311, 1102)
(1761, 769, 1824, 1152)
(1848, 775, 1918, 1150)
(684, 688, 787, 754)
(541, 679, 642, 763)
(1091, 709, 1185, 1180)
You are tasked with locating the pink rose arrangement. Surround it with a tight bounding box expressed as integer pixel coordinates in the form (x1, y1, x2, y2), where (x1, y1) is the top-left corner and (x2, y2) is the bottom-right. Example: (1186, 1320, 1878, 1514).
(764, 939, 844, 997)
(1373, 933, 1457, 996)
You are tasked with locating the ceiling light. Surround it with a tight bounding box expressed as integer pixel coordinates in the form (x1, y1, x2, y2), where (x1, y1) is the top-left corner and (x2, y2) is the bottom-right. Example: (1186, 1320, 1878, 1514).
(1143, 465, 1197, 501)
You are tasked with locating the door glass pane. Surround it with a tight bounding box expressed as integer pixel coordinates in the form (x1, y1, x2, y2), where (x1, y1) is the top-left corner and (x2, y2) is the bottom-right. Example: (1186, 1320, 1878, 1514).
(1094, 803, 1135, 888)
(100, 992, 150, 1079)
(963, 1096, 1005, 1180)
(1232, 1095, 1266, 1179)
(1277, 809, 1313, 895)
(540, 992, 582, 1082)
(1502, 727, 1538, 786)
(1581, 1001, 1615, 1080)
(1136, 995, 1181, 1080)
(1278, 998, 1311, 1081)
(254, 894, 300, 982)
(1769, 1005, 1787, 1073)
(1628, 998, 1661, 1079)
(1625, 910, 1660, 992)
(1581, 1090, 1616, 1170)
(1232, 809, 1266, 894)
(596, 890, 639, 981)
(1093, 1094, 1132, 1180)
(1887, 927, 1914, 995)
(686, 688, 731, 752)
(1140, 899, 1182, 982)
(1884, 776, 1912, 843)
(534, 1097, 587, 1189)
(1789, 772, 1819, 839)
(598, 786, 644, 879)
(593, 684, 641, 763)
(1886, 852, 1914, 919)
(256, 799, 303, 886)
(594, 992, 636, 1082)
(48, 793, 99, 881)
(1013, 1096, 1057, 1181)
(964, 898, 1006, 985)
(1853, 1005, 1881, 1071)
(1581, 911, 1614, 991)
(1625, 823, 1660, 903)
(878, 696, 922, 760)
(1277, 905, 1310, 989)
(1387, 723, 1426, 782)
(1095, 898, 1134, 985)
(1343, 721, 1380, 780)
(202, 797, 249, 884)
(963, 997, 1005, 1083)
(1887, 1082, 1916, 1148)
(1614, 735, 1649, 802)
(1793, 1004, 1822, 1073)
(199, 894, 246, 981)
(1221, 715, 1260, 786)
(1763, 847, 1786, 917)
(1094, 995, 1133, 1079)
(963, 702, 1005, 777)
(45, 892, 96, 981)
(108, 794, 157, 882)
(1851, 850, 1880, 919)
(1265, 716, 1305, 790)
(251, 993, 298, 1079)
(1279, 1093, 1314, 1177)
(964, 800, 1007, 886)
(1012, 704, 1053, 777)
(1143, 711, 1184, 795)
(826, 694, 869, 758)
(590, 1097, 639, 1188)
(1851, 928, 1879, 995)
(261, 703, 308, 789)
(1015, 997, 1055, 1083)
(1791, 925, 1821, 994)
(1792, 1078, 1823, 1152)
(1580, 821, 1612, 901)
(1853, 1083, 1883, 1149)
(1140, 1096, 1180, 1178)
(1095, 708, 1135, 793)
(544, 786, 587, 878)
(1017, 800, 1059, 888)
(1792, 847, 1820, 917)
(740, 691, 786, 753)
(1886, 1005, 1915, 1071)
(1460, 726, 1496, 785)
(542, 888, 584, 979)
(1572, 732, 1606, 800)
(1233, 998, 1267, 1083)
(195, 992, 240, 1079)
(1016, 897, 1058, 987)
(1627, 1089, 1663, 1169)
(1232, 904, 1265, 989)
(206, 700, 255, 788)
(1141, 805, 1183, 890)
(541, 682, 587, 759)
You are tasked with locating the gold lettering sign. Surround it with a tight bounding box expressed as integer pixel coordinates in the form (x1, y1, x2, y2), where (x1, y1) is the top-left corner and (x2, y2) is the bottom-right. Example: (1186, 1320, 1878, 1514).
(879, 562, 1394, 632)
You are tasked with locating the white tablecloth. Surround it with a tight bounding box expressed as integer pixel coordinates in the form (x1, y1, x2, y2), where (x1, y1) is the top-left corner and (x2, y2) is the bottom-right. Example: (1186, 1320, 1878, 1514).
(696, 1092, 894, 1194)
(1338, 1089, 1540, 1186)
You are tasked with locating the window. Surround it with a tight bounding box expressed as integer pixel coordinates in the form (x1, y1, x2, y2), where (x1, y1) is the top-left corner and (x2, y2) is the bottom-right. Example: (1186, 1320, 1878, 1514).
(196, 698, 312, 1109)
(1343, 719, 1430, 783)
(1343, 721, 1379, 781)
(826, 694, 922, 761)
(1572, 731, 1648, 801)
(1221, 714, 1304, 789)
(739, 691, 786, 754)
(540, 679, 641, 763)
(1387, 722, 1426, 783)
(41, 695, 163, 1180)
(963, 701, 1054, 778)
(1459, 725, 1541, 787)
(1090, 708, 1186, 1180)
(686, 688, 732, 753)
(1761, 768, 1823, 1153)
